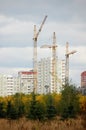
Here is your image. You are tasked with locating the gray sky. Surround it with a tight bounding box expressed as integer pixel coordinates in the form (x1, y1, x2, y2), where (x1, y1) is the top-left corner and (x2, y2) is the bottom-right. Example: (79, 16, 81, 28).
(0, 0, 86, 86)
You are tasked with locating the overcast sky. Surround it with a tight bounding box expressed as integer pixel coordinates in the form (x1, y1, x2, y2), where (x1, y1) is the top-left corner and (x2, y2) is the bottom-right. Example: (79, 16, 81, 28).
(0, 0, 86, 86)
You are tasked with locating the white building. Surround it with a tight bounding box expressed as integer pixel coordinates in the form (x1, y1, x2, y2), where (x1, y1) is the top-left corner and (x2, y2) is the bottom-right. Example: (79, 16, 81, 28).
(0, 57, 65, 96)
(57, 59, 65, 91)
(0, 70, 34, 97)
(0, 74, 20, 97)
(0, 74, 7, 97)
(37, 57, 51, 94)
(37, 57, 65, 94)
(18, 71, 34, 94)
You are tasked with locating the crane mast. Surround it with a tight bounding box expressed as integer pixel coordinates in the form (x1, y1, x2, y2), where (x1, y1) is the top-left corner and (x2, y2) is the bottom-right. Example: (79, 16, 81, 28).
(33, 25, 37, 93)
(51, 32, 57, 92)
(33, 16, 47, 94)
(41, 32, 57, 92)
(65, 42, 77, 85)
(65, 42, 69, 85)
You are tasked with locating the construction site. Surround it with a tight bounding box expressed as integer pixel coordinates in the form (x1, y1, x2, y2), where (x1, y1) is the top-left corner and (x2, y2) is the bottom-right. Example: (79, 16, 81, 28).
(32, 15, 77, 94)
(0, 16, 77, 97)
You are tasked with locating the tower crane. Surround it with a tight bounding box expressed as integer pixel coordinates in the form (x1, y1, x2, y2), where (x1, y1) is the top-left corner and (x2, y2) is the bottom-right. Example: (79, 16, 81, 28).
(65, 42, 77, 85)
(49, 32, 57, 92)
(41, 32, 58, 92)
(33, 16, 47, 94)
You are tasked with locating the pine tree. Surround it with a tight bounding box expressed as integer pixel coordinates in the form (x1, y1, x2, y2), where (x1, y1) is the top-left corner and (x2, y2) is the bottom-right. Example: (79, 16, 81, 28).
(13, 93, 25, 118)
(6, 101, 18, 119)
(46, 94, 57, 119)
(0, 102, 6, 118)
(58, 84, 80, 120)
(27, 92, 45, 120)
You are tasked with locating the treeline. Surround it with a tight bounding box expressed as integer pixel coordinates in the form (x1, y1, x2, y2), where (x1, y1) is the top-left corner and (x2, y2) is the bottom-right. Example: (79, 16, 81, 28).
(0, 84, 86, 121)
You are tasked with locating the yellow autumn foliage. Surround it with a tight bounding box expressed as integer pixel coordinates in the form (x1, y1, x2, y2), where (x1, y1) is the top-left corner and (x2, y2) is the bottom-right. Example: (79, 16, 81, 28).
(79, 94, 86, 112)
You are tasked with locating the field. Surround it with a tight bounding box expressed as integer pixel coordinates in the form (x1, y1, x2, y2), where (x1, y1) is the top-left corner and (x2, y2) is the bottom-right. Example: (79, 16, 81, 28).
(0, 116, 85, 130)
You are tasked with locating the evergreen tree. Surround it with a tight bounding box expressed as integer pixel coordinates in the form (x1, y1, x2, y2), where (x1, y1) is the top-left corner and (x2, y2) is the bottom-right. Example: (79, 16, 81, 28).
(13, 93, 25, 118)
(6, 101, 19, 119)
(46, 94, 57, 119)
(0, 102, 6, 118)
(34, 101, 45, 121)
(58, 84, 80, 120)
(27, 93, 37, 119)
(27, 93, 45, 120)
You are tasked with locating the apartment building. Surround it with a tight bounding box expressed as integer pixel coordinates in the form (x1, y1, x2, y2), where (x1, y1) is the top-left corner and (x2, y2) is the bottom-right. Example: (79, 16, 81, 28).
(37, 57, 65, 94)
(81, 71, 86, 87)
(0, 74, 20, 97)
(0, 57, 65, 96)
(18, 71, 34, 94)
(0, 70, 34, 96)
(37, 57, 51, 94)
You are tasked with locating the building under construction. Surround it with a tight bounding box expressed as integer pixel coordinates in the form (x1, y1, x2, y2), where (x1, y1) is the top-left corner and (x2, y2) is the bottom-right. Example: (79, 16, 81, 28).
(32, 16, 77, 94)
(37, 57, 65, 94)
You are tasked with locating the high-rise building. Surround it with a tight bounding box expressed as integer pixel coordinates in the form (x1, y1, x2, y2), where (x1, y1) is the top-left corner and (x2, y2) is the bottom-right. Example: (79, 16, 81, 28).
(81, 71, 86, 87)
(37, 57, 65, 94)
(77, 71, 86, 95)
(0, 74, 20, 97)
(0, 70, 34, 97)
(57, 59, 65, 90)
(0, 74, 7, 97)
(37, 57, 51, 94)
(0, 58, 65, 97)
(18, 71, 34, 94)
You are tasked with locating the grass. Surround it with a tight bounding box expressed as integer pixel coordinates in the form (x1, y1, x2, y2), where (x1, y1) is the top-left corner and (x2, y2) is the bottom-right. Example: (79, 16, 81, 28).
(0, 116, 85, 130)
